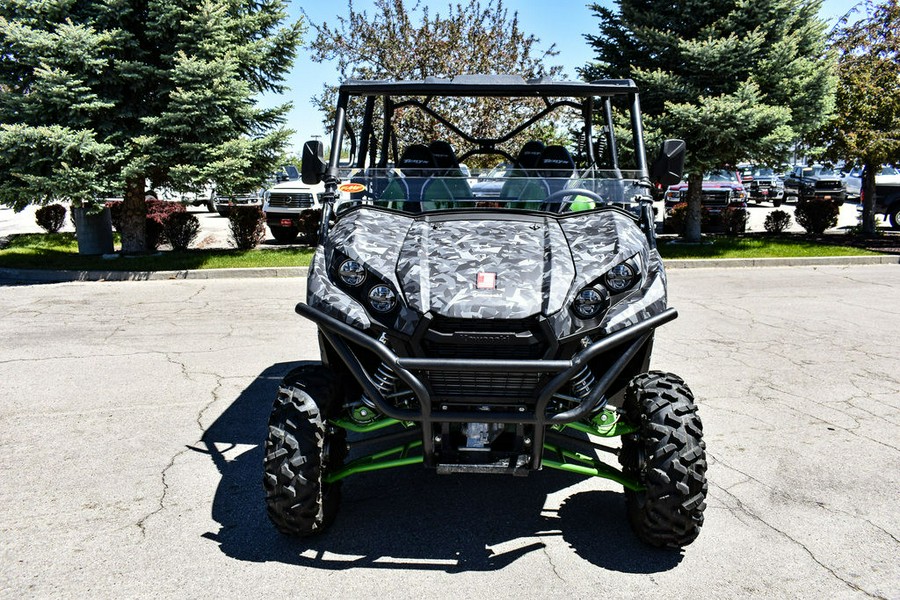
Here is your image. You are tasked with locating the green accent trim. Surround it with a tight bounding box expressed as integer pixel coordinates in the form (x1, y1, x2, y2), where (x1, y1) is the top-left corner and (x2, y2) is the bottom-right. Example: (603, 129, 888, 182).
(325, 440, 423, 483)
(331, 416, 407, 433)
(553, 409, 638, 438)
(542, 444, 645, 491)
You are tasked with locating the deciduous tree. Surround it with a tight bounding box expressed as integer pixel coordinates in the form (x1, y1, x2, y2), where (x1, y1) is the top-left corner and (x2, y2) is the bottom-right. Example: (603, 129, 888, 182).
(306, 0, 563, 166)
(823, 0, 900, 234)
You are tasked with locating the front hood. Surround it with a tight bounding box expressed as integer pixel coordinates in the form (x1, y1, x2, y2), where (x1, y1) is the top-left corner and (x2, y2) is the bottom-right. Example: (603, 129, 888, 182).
(312, 206, 660, 337)
(397, 216, 575, 319)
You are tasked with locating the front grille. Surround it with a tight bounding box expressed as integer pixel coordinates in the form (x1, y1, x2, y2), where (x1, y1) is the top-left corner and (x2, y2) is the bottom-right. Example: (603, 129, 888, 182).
(701, 190, 731, 206)
(428, 371, 544, 401)
(268, 193, 315, 209)
(815, 181, 842, 192)
(422, 317, 548, 360)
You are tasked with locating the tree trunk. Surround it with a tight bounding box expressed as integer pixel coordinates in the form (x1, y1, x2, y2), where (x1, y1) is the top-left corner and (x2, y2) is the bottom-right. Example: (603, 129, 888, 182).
(683, 171, 703, 242)
(120, 176, 147, 253)
(860, 162, 877, 235)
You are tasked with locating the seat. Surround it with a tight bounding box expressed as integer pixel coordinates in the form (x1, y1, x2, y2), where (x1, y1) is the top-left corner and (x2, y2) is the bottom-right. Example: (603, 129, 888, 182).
(537, 145, 579, 212)
(428, 140, 472, 208)
(379, 144, 438, 212)
(497, 140, 547, 209)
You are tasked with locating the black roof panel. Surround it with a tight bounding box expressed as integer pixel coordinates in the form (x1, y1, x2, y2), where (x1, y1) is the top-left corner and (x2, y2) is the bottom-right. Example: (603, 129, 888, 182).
(339, 74, 638, 97)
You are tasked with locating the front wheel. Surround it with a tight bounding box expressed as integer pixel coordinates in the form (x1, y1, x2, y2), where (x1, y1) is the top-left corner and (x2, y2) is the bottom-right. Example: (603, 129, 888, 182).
(263, 365, 346, 537)
(620, 371, 707, 548)
(889, 206, 900, 230)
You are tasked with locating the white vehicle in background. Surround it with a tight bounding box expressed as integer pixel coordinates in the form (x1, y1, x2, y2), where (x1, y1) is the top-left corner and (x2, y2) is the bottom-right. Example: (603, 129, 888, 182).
(263, 172, 325, 243)
(147, 185, 216, 212)
(843, 165, 900, 201)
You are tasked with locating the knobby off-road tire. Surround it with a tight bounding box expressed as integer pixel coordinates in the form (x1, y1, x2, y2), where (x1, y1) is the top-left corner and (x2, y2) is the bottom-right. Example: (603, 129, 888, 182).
(263, 365, 346, 537)
(619, 371, 707, 548)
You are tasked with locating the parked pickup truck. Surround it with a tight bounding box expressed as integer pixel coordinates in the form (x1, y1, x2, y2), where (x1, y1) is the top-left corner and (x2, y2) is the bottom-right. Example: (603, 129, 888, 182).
(262, 178, 325, 242)
(784, 165, 845, 205)
(864, 181, 900, 230)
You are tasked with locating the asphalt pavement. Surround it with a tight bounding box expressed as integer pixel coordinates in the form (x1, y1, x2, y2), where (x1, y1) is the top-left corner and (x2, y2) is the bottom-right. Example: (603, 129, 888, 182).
(0, 266, 898, 599)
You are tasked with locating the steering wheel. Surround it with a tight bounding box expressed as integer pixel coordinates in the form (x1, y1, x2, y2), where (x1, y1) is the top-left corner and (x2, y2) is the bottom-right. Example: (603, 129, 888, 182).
(540, 188, 605, 213)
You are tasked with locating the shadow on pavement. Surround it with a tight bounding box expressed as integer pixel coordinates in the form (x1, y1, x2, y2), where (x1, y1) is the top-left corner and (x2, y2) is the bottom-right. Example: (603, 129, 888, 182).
(196, 361, 683, 573)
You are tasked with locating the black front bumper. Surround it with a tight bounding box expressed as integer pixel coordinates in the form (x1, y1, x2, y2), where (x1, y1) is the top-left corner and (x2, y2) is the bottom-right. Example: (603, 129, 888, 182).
(297, 302, 678, 468)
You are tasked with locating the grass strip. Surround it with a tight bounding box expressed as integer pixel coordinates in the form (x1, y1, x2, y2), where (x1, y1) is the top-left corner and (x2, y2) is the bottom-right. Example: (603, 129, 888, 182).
(0, 232, 882, 272)
(0, 233, 315, 271)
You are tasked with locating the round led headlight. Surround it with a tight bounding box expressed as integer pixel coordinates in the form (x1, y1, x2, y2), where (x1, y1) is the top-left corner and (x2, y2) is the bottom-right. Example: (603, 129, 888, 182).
(572, 287, 606, 319)
(338, 259, 366, 287)
(367, 284, 397, 313)
(604, 263, 637, 293)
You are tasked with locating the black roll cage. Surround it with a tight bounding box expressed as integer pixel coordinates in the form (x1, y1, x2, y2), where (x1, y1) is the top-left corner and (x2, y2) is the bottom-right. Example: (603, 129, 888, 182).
(325, 74, 649, 181)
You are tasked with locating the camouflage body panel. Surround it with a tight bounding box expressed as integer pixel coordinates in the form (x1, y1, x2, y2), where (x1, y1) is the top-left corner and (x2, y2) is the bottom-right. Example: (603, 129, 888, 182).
(308, 206, 666, 342)
(397, 215, 575, 319)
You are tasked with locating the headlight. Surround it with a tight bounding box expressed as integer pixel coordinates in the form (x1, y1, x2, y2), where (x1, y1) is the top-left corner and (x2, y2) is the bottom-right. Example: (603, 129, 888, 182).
(368, 284, 397, 313)
(604, 263, 638, 293)
(572, 287, 607, 319)
(338, 259, 366, 287)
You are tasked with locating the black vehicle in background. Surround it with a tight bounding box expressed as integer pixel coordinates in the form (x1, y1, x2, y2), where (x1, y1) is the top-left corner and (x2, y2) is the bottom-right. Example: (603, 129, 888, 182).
(784, 165, 846, 206)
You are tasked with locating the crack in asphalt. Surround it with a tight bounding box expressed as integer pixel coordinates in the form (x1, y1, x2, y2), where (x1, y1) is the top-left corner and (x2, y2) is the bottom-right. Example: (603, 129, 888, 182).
(135, 353, 224, 538)
(710, 480, 887, 599)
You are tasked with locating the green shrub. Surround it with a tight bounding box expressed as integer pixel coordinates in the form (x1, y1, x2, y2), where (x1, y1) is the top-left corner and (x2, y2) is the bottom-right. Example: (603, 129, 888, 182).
(164, 212, 200, 250)
(35, 204, 67, 233)
(764, 209, 792, 233)
(228, 205, 266, 250)
(794, 200, 839, 235)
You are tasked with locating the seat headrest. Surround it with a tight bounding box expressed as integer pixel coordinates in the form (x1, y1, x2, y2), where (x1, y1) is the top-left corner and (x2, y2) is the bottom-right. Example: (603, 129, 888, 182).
(538, 145, 576, 178)
(428, 141, 460, 170)
(398, 144, 437, 176)
(516, 140, 546, 170)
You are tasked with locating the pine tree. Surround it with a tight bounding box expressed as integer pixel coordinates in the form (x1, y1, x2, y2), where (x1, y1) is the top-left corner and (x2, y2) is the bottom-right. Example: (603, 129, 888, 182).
(582, 0, 836, 241)
(824, 0, 900, 234)
(0, 0, 301, 252)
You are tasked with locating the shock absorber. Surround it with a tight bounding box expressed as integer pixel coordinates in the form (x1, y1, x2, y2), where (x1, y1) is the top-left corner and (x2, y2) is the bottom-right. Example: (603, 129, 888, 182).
(570, 365, 596, 403)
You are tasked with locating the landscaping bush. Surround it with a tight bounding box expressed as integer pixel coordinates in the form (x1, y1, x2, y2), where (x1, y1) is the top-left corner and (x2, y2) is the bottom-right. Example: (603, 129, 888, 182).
(107, 199, 185, 249)
(228, 205, 266, 250)
(665, 202, 711, 235)
(163, 212, 200, 250)
(297, 208, 323, 244)
(794, 200, 839, 235)
(764, 209, 792, 233)
(35, 204, 67, 233)
(721, 206, 748, 236)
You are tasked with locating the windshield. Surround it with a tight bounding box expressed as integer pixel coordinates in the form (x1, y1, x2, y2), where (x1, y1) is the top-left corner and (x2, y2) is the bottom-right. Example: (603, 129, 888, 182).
(705, 170, 739, 182)
(752, 167, 774, 177)
(333, 167, 649, 216)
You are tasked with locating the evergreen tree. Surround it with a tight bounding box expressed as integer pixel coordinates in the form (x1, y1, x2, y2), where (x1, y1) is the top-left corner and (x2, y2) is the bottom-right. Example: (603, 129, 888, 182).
(824, 0, 900, 234)
(582, 0, 836, 241)
(306, 0, 564, 166)
(0, 0, 301, 252)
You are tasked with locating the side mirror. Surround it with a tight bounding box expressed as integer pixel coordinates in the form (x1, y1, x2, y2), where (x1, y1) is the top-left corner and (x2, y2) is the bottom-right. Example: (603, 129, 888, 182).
(301, 140, 326, 185)
(650, 139, 686, 188)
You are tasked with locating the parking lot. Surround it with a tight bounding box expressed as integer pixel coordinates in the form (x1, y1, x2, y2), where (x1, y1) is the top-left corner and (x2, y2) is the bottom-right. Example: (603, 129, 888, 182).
(0, 265, 897, 598)
(1, 197, 888, 252)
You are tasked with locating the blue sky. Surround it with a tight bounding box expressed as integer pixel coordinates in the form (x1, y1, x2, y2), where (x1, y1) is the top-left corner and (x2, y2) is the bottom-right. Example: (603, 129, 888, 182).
(269, 0, 863, 151)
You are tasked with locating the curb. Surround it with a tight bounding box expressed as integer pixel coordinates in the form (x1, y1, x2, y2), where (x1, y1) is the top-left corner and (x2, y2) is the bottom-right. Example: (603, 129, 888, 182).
(0, 266, 309, 284)
(663, 255, 900, 269)
(1, 255, 897, 284)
